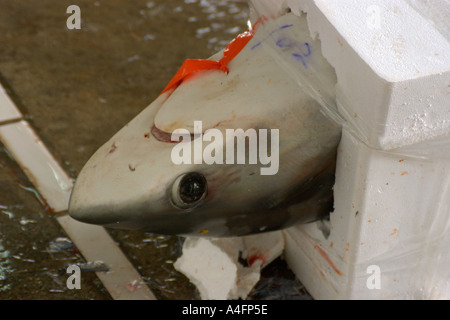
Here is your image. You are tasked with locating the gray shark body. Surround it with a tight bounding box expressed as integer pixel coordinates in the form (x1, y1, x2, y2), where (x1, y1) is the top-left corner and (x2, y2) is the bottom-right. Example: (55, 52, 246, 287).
(68, 13, 341, 237)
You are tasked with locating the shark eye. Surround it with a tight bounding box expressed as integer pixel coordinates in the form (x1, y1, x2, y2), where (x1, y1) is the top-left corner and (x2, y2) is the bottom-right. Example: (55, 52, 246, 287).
(171, 172, 207, 209)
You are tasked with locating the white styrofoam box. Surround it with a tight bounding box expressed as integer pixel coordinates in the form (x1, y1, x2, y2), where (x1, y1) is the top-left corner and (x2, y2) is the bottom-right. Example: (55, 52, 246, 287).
(284, 129, 450, 299)
(262, 0, 450, 299)
(280, 0, 450, 150)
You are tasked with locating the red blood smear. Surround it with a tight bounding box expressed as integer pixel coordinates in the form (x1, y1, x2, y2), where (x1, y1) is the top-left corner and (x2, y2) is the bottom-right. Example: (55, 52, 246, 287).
(313, 244, 342, 276)
(248, 253, 266, 267)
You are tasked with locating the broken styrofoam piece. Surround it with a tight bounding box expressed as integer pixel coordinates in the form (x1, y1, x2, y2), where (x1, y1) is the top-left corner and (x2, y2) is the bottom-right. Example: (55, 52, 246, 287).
(174, 232, 285, 300)
(174, 237, 257, 300)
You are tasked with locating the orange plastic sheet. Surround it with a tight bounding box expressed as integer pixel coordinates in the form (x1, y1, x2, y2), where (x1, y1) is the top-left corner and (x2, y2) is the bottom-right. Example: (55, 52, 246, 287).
(161, 19, 265, 95)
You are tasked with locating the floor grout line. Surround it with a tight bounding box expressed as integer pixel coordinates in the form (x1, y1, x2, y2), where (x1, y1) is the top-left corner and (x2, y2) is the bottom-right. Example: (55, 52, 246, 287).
(0, 88, 156, 300)
(0, 117, 22, 127)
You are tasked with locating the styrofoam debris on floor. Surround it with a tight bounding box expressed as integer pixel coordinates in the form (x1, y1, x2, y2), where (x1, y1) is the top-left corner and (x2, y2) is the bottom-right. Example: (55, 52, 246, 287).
(242, 231, 285, 268)
(174, 231, 285, 300)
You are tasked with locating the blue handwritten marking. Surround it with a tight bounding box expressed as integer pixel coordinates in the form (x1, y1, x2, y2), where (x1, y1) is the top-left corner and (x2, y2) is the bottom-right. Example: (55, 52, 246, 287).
(291, 43, 311, 68)
(251, 24, 312, 68)
(250, 24, 294, 50)
(279, 24, 294, 30)
(275, 36, 311, 68)
(275, 37, 294, 48)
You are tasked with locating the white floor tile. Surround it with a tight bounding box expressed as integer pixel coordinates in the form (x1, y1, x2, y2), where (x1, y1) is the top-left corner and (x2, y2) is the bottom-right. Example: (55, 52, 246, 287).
(0, 84, 22, 124)
(0, 120, 72, 212)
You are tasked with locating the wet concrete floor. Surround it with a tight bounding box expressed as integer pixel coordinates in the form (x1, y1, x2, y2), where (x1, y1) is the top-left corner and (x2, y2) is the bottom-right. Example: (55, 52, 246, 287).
(0, 0, 311, 299)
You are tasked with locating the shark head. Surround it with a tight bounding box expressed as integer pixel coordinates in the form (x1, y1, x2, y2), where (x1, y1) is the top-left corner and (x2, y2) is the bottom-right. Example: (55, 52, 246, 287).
(68, 13, 341, 237)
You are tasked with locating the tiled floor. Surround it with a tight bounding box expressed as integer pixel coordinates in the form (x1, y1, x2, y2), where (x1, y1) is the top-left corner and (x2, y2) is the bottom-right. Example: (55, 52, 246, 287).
(0, 0, 311, 300)
(0, 97, 156, 299)
(0, 145, 110, 299)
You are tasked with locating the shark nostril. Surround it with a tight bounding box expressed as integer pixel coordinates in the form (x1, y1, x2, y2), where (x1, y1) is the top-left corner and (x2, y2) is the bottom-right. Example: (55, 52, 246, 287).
(171, 172, 207, 209)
